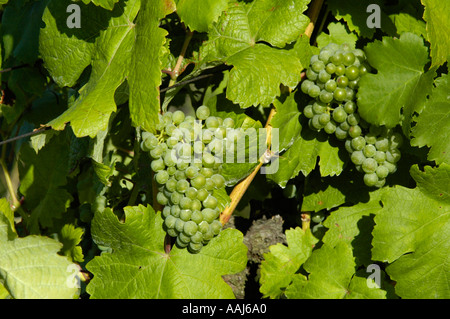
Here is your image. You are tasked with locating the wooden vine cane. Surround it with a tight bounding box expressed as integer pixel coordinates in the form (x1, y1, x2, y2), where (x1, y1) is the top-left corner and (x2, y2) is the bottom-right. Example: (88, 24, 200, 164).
(220, 0, 325, 225)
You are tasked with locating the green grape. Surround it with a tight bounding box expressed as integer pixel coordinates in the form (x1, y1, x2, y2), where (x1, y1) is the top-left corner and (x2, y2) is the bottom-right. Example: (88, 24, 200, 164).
(174, 170, 186, 181)
(343, 52, 356, 66)
(151, 158, 165, 172)
(170, 191, 182, 205)
(178, 232, 191, 244)
(190, 231, 204, 244)
(166, 228, 178, 237)
(332, 106, 347, 123)
(180, 197, 192, 210)
(210, 220, 222, 235)
(324, 79, 337, 92)
(351, 136, 366, 151)
(203, 195, 218, 209)
(179, 209, 192, 222)
(339, 121, 350, 131)
(376, 165, 389, 179)
(164, 215, 177, 229)
(343, 101, 357, 114)
(333, 87, 347, 102)
(206, 116, 220, 129)
(175, 218, 185, 233)
(375, 138, 389, 152)
(202, 152, 216, 168)
(383, 161, 397, 174)
(362, 158, 378, 174)
(202, 208, 218, 223)
(311, 60, 325, 73)
(162, 206, 171, 219)
(170, 205, 181, 218)
(348, 79, 359, 89)
(204, 178, 215, 191)
(335, 126, 348, 140)
(325, 63, 336, 74)
(351, 150, 365, 165)
(336, 76, 349, 88)
(365, 133, 378, 145)
(345, 139, 354, 153)
(311, 211, 326, 223)
(185, 165, 199, 179)
(373, 151, 386, 163)
(363, 144, 377, 158)
(312, 101, 327, 114)
(172, 110, 185, 125)
(345, 65, 359, 80)
(375, 178, 386, 188)
(306, 68, 318, 81)
(198, 221, 210, 234)
(324, 120, 337, 134)
(185, 187, 198, 200)
(308, 84, 321, 98)
(183, 221, 198, 236)
(318, 113, 331, 126)
(223, 117, 235, 128)
(330, 52, 344, 65)
(196, 105, 210, 120)
(359, 64, 368, 76)
(167, 166, 177, 176)
(200, 167, 214, 178)
(319, 90, 334, 103)
(347, 113, 360, 126)
(191, 210, 203, 224)
(301, 79, 314, 94)
(176, 179, 190, 193)
(191, 174, 206, 189)
(142, 134, 158, 151)
(363, 173, 378, 187)
(197, 188, 209, 201)
(319, 50, 333, 63)
(191, 199, 202, 211)
(389, 132, 403, 149)
(318, 69, 331, 83)
(386, 149, 401, 163)
(310, 54, 319, 64)
(348, 125, 362, 138)
(155, 170, 169, 184)
(188, 242, 203, 254)
(345, 87, 355, 101)
(165, 123, 177, 136)
(303, 104, 314, 119)
(335, 64, 346, 76)
(150, 144, 164, 159)
(211, 174, 225, 189)
(311, 115, 323, 130)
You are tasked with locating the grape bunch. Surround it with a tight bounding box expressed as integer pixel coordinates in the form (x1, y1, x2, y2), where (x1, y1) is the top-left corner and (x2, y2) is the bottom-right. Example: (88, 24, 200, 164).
(140, 106, 233, 253)
(301, 43, 403, 188)
(345, 125, 403, 188)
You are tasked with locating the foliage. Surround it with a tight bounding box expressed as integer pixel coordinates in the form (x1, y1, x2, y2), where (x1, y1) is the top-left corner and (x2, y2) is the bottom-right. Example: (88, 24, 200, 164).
(0, 0, 448, 299)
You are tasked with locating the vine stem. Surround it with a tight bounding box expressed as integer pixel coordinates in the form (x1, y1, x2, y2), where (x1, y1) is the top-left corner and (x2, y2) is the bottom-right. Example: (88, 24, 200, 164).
(168, 29, 193, 87)
(220, 0, 325, 225)
(0, 159, 19, 209)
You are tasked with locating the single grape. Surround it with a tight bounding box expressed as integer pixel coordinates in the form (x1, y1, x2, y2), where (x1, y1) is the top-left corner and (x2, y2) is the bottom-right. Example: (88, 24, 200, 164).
(157, 192, 169, 205)
(345, 65, 360, 80)
(196, 188, 209, 201)
(223, 117, 235, 128)
(363, 173, 378, 187)
(175, 218, 185, 233)
(351, 136, 366, 151)
(311, 60, 325, 73)
(383, 161, 397, 174)
(191, 210, 203, 224)
(343, 52, 356, 66)
(332, 106, 347, 123)
(303, 104, 314, 119)
(319, 50, 333, 63)
(180, 197, 192, 210)
(386, 149, 401, 163)
(176, 179, 190, 193)
(164, 215, 177, 229)
(362, 157, 378, 174)
(301, 79, 314, 94)
(203, 195, 218, 209)
(196, 105, 210, 120)
(306, 68, 318, 81)
(348, 125, 362, 138)
(312, 101, 327, 114)
(375, 165, 389, 179)
(373, 151, 386, 164)
(347, 113, 360, 126)
(343, 101, 357, 114)
(325, 63, 336, 75)
(179, 209, 192, 222)
(389, 132, 403, 149)
(330, 52, 344, 65)
(170, 191, 182, 205)
(324, 120, 337, 134)
(335, 126, 348, 140)
(151, 158, 165, 172)
(155, 170, 169, 184)
(375, 138, 389, 152)
(363, 144, 377, 158)
(172, 110, 185, 125)
(333, 87, 347, 102)
(318, 113, 331, 126)
(202, 208, 218, 223)
(210, 220, 222, 235)
(188, 242, 203, 254)
(335, 64, 346, 76)
(324, 79, 337, 92)
(336, 76, 349, 88)
(308, 84, 321, 98)
(351, 150, 365, 165)
(319, 90, 334, 103)
(170, 205, 181, 218)
(318, 69, 331, 83)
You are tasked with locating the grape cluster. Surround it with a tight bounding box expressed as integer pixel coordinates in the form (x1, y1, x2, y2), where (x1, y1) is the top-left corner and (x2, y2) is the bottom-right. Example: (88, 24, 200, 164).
(141, 106, 233, 253)
(301, 43, 402, 187)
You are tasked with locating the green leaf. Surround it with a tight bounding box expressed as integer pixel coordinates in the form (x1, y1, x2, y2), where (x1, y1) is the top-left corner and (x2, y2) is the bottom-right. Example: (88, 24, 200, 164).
(357, 33, 435, 131)
(284, 242, 386, 299)
(390, 12, 427, 39)
(86, 205, 247, 298)
(0, 198, 16, 241)
(322, 188, 385, 266)
(42, 0, 140, 137)
(268, 129, 345, 188)
(372, 165, 450, 298)
(75, 0, 120, 10)
(0, 218, 79, 298)
(421, 0, 450, 67)
(128, 0, 175, 133)
(410, 74, 450, 165)
(316, 22, 357, 50)
(175, 0, 228, 32)
(200, 0, 309, 107)
(271, 94, 301, 152)
(58, 224, 84, 263)
(18, 133, 72, 234)
(259, 227, 318, 298)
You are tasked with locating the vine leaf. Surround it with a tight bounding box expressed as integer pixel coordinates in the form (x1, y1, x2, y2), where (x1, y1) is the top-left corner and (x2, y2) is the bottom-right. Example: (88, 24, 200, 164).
(86, 204, 247, 298)
(259, 227, 318, 298)
(175, 0, 228, 32)
(18, 132, 72, 234)
(75, 0, 120, 10)
(410, 74, 450, 165)
(357, 32, 435, 132)
(421, 0, 450, 67)
(40, 0, 140, 138)
(284, 242, 386, 299)
(0, 213, 79, 299)
(199, 0, 310, 108)
(128, 0, 175, 133)
(372, 164, 450, 298)
(316, 22, 358, 49)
